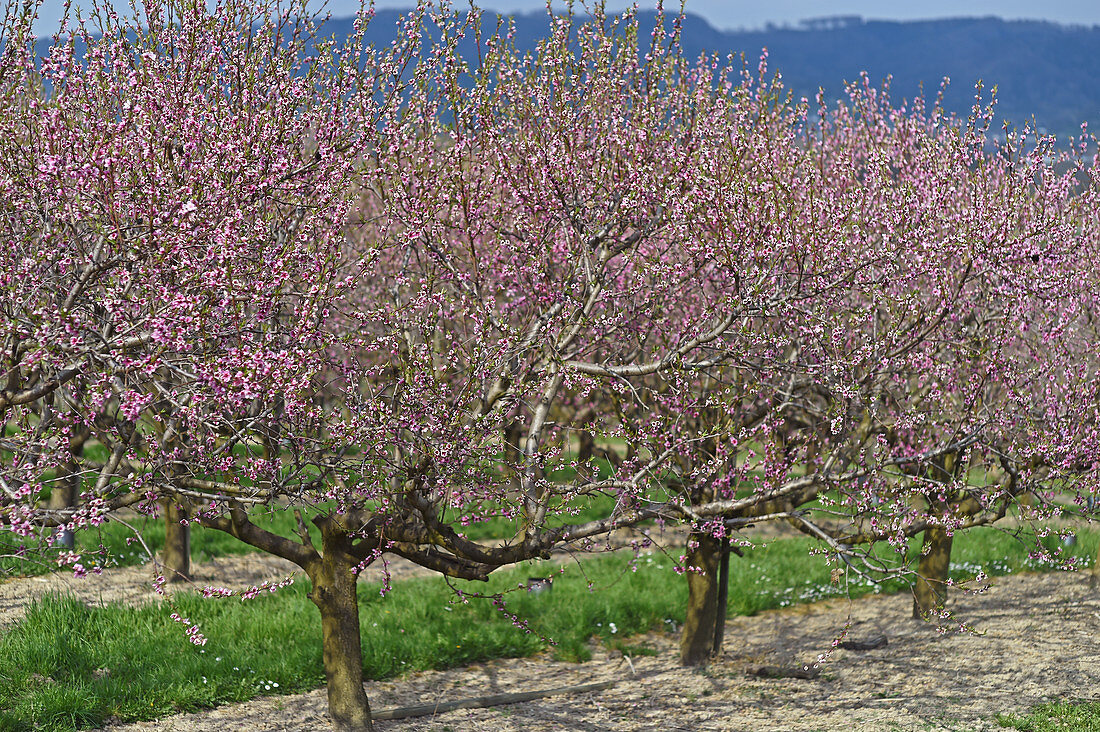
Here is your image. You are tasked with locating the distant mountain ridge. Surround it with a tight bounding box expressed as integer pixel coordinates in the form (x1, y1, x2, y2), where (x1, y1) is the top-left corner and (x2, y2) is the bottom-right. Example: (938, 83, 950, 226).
(327, 9, 1099, 138)
(702, 14, 1100, 137)
(29, 9, 1100, 136)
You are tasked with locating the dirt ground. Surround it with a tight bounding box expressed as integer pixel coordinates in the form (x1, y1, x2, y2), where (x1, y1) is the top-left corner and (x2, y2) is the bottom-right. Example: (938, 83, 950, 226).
(5, 552, 1100, 731)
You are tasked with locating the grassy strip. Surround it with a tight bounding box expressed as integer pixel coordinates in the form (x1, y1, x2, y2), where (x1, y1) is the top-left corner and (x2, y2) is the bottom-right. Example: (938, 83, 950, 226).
(999, 701, 1100, 731)
(0, 527, 1096, 731)
(1, 489, 627, 578)
(1, 509, 299, 578)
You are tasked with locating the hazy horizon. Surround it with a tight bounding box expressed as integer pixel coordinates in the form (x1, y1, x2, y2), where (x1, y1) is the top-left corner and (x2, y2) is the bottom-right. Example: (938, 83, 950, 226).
(27, 0, 1100, 36)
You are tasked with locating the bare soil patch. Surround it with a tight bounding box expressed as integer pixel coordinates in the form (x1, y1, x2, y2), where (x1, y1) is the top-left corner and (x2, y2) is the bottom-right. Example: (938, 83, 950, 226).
(75, 567, 1100, 732)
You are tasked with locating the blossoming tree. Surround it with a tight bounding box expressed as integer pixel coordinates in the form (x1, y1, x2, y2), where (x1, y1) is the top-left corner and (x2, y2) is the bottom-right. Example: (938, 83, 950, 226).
(0, 0, 435, 727)
(663, 78, 1100, 660)
(0, 2, 853, 727)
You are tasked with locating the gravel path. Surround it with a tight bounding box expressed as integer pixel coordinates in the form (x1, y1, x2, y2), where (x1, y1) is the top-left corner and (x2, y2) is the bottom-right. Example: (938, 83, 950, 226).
(69, 567, 1100, 732)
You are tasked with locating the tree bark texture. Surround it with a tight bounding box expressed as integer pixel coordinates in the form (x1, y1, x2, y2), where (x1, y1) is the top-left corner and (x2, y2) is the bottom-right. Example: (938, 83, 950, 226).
(712, 536, 730, 656)
(680, 531, 722, 666)
(913, 525, 953, 618)
(309, 528, 374, 732)
(577, 430, 594, 465)
(163, 501, 191, 582)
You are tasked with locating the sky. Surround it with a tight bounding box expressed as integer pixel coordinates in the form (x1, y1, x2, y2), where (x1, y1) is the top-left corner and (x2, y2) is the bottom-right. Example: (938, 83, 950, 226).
(28, 0, 1100, 35)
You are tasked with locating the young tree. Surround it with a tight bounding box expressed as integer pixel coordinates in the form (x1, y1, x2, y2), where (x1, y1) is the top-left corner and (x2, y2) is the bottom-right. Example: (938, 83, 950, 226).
(764, 83, 1100, 621)
(644, 76, 1100, 658)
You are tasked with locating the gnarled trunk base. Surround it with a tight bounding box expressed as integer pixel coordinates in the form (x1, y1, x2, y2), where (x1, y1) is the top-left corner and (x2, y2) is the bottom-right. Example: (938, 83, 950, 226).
(712, 536, 730, 655)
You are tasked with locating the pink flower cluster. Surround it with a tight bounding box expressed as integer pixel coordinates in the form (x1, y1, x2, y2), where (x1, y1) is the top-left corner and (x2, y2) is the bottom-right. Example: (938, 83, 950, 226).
(169, 612, 208, 646)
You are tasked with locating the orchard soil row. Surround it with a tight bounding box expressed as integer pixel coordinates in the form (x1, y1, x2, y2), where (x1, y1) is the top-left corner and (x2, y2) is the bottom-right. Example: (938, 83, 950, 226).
(4, 553, 1100, 731)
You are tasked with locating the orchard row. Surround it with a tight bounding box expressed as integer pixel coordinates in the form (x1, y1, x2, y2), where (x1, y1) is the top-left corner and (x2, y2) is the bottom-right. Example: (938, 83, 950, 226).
(2, 1, 1098, 729)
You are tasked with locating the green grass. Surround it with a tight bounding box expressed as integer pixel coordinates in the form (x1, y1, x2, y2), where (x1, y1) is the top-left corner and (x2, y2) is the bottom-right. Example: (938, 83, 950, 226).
(0, 508, 313, 578)
(2, 488, 629, 578)
(0, 553, 675, 731)
(0, 526, 1095, 731)
(999, 701, 1100, 731)
(0, 433, 629, 576)
(438, 487, 628, 543)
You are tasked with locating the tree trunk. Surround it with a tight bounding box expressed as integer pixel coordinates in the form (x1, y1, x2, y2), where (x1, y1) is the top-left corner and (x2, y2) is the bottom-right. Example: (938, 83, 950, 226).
(1091, 542, 1100, 589)
(48, 436, 84, 549)
(913, 526, 953, 619)
(712, 536, 730, 656)
(309, 532, 374, 731)
(195, 507, 367, 729)
(680, 531, 721, 666)
(503, 419, 524, 492)
(577, 430, 594, 465)
(163, 501, 191, 582)
(49, 466, 78, 550)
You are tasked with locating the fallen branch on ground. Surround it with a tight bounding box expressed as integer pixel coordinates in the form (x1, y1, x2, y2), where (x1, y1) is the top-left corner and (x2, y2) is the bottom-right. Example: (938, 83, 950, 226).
(371, 680, 618, 721)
